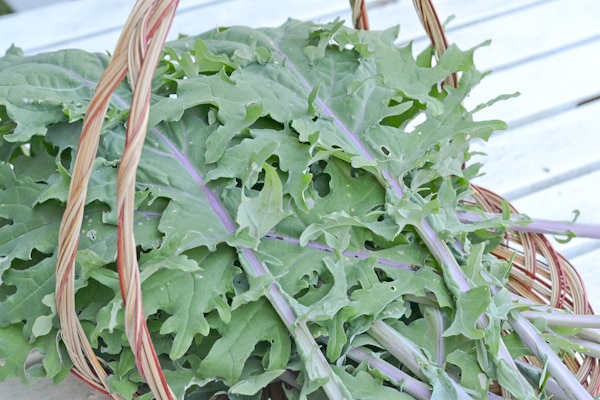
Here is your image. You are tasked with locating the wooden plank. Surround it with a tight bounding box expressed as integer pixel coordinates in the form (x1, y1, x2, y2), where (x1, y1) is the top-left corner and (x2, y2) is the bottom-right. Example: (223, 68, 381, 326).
(241, 0, 550, 45)
(0, 376, 103, 400)
(471, 101, 600, 200)
(0, 0, 547, 55)
(8, 0, 388, 55)
(0, 0, 231, 55)
(0, 0, 374, 55)
(462, 37, 600, 126)
(411, 0, 600, 72)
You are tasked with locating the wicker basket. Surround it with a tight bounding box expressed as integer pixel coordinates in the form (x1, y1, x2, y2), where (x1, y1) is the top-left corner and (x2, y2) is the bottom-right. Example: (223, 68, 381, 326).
(53, 0, 599, 398)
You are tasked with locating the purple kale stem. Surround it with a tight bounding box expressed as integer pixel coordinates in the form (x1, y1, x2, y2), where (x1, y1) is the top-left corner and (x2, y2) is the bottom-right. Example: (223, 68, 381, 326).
(508, 313, 594, 400)
(368, 321, 474, 400)
(566, 336, 600, 358)
(519, 309, 600, 359)
(368, 321, 427, 381)
(349, 346, 506, 400)
(347, 347, 433, 400)
(239, 247, 296, 323)
(429, 306, 446, 367)
(152, 127, 237, 231)
(521, 310, 600, 329)
(149, 127, 350, 399)
(265, 233, 415, 270)
(240, 249, 352, 399)
(514, 360, 572, 400)
(272, 42, 376, 162)
(458, 211, 600, 239)
(415, 218, 535, 397)
(577, 328, 600, 343)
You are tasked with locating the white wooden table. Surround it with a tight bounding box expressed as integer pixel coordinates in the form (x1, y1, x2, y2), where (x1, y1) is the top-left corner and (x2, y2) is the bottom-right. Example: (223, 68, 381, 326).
(1, 0, 599, 398)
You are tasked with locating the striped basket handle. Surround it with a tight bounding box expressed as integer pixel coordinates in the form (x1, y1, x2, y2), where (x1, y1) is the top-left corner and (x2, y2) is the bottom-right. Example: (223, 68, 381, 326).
(55, 1, 179, 398)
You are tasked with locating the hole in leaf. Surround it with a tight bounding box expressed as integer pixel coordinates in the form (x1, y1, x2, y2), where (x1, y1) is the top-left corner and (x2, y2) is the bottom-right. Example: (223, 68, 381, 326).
(58, 150, 72, 171)
(253, 340, 276, 359)
(249, 116, 284, 130)
(312, 173, 330, 197)
(232, 270, 249, 297)
(0, 282, 16, 302)
(381, 146, 390, 156)
(249, 169, 267, 192)
(350, 166, 373, 179)
(9, 250, 51, 271)
(405, 112, 426, 133)
(369, 204, 386, 222)
(309, 160, 330, 197)
(364, 240, 379, 251)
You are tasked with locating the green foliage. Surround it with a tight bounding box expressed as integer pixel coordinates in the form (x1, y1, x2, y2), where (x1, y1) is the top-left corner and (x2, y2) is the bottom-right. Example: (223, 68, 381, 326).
(0, 2, 11, 17)
(0, 19, 585, 400)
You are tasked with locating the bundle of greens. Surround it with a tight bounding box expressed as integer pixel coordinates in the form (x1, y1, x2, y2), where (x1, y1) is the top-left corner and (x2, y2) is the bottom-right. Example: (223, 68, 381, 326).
(1, 19, 598, 399)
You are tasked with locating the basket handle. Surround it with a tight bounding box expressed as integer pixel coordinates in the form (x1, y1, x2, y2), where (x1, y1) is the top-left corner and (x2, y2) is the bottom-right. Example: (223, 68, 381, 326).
(55, 1, 179, 399)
